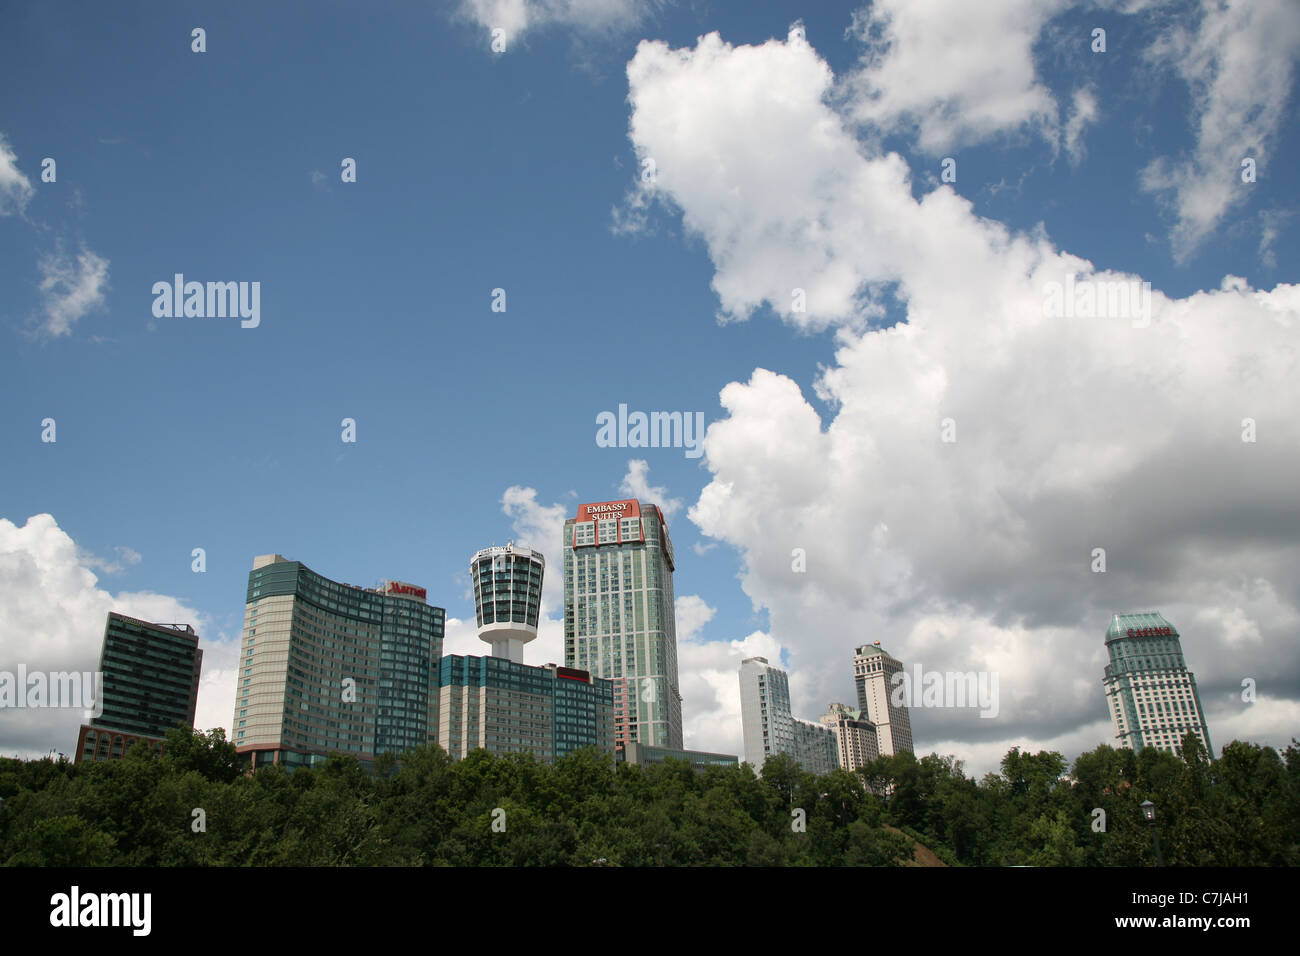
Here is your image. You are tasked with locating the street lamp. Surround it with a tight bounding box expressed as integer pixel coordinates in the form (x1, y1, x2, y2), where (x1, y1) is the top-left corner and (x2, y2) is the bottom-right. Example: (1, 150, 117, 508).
(1140, 799, 1164, 867)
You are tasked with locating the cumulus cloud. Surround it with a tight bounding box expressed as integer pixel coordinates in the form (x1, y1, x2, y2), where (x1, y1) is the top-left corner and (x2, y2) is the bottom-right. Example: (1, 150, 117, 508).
(0, 132, 35, 215)
(840, 0, 1070, 154)
(457, 0, 651, 45)
(674, 594, 715, 642)
(0, 514, 231, 759)
(501, 485, 572, 664)
(678, 629, 786, 757)
(36, 245, 110, 337)
(619, 458, 682, 519)
(501, 484, 569, 559)
(1139, 0, 1300, 260)
(625, 29, 1300, 773)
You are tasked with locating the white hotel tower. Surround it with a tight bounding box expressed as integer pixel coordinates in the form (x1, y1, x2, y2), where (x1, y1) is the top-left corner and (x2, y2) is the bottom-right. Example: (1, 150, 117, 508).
(853, 642, 914, 756)
(471, 544, 545, 663)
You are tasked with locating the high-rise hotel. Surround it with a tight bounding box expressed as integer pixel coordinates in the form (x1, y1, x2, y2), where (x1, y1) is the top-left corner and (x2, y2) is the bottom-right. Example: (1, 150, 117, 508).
(738, 656, 838, 776)
(853, 642, 914, 756)
(563, 499, 683, 749)
(234, 554, 445, 770)
(1103, 611, 1213, 756)
(75, 612, 204, 763)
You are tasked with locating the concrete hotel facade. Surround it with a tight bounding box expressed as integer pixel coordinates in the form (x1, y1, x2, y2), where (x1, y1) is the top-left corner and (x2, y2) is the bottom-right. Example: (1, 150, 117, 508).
(76, 612, 203, 763)
(233, 554, 445, 770)
(739, 656, 837, 776)
(1103, 611, 1213, 756)
(854, 642, 914, 756)
(820, 701, 880, 772)
(563, 499, 683, 749)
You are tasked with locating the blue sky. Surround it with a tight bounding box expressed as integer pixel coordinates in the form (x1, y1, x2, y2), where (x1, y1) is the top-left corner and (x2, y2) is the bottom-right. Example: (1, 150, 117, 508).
(2, 0, 1297, 774)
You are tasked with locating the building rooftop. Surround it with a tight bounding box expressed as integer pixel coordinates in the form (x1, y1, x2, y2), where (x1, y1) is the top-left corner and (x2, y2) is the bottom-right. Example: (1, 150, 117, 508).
(1106, 611, 1179, 642)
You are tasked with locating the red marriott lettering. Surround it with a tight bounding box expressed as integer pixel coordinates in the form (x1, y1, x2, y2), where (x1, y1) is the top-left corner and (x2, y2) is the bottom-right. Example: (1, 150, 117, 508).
(387, 582, 426, 599)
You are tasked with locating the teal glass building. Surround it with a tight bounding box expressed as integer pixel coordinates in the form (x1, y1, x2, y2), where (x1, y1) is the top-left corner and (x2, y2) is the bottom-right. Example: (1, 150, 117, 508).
(563, 499, 683, 750)
(1103, 611, 1213, 757)
(75, 612, 203, 763)
(437, 654, 615, 761)
(234, 554, 444, 770)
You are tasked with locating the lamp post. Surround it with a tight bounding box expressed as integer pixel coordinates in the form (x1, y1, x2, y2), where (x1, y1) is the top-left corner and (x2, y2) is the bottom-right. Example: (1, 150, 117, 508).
(1140, 799, 1164, 867)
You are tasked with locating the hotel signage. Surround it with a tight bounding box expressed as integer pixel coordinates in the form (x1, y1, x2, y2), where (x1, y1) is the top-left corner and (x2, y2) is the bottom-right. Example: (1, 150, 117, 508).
(385, 582, 426, 599)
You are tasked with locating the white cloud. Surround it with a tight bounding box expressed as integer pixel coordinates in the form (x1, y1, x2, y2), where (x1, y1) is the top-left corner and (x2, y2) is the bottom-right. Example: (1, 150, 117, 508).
(678, 629, 785, 757)
(78, 544, 144, 576)
(501, 484, 568, 554)
(1139, 0, 1300, 260)
(619, 458, 681, 519)
(501, 485, 571, 664)
(36, 245, 110, 337)
(1258, 208, 1292, 270)
(674, 594, 715, 641)
(457, 0, 649, 44)
(841, 0, 1070, 154)
(1062, 86, 1099, 165)
(0, 132, 35, 215)
(625, 28, 1300, 763)
(0, 514, 229, 758)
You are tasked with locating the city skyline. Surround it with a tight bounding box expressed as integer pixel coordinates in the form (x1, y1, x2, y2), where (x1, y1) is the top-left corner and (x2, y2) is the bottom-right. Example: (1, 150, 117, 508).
(3, 0, 1297, 780)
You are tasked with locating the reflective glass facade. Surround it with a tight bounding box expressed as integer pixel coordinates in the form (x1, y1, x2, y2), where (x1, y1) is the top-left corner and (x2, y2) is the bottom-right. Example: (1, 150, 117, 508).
(563, 500, 682, 749)
(234, 555, 444, 769)
(1103, 611, 1213, 756)
(75, 612, 203, 764)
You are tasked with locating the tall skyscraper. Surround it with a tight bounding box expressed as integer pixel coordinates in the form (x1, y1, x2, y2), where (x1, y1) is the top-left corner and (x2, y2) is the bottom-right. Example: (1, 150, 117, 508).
(853, 643, 914, 756)
(820, 701, 880, 772)
(739, 656, 837, 775)
(563, 499, 682, 749)
(75, 612, 203, 763)
(471, 543, 544, 663)
(1103, 611, 1213, 756)
(233, 554, 444, 770)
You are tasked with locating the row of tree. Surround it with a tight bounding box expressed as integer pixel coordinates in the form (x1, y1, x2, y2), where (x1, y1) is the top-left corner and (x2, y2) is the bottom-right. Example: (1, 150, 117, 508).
(0, 727, 1293, 865)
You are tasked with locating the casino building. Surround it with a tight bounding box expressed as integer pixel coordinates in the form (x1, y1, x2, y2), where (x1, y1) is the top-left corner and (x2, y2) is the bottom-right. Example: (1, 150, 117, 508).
(563, 499, 683, 749)
(1103, 611, 1213, 757)
(233, 554, 445, 770)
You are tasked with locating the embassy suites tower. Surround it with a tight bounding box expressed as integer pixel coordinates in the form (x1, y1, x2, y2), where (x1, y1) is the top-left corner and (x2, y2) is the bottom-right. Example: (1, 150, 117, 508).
(563, 499, 683, 749)
(233, 554, 445, 770)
